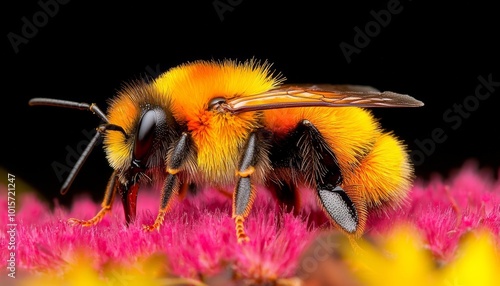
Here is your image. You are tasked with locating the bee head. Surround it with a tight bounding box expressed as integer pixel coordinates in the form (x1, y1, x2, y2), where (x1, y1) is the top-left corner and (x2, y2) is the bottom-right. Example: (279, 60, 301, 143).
(104, 81, 180, 184)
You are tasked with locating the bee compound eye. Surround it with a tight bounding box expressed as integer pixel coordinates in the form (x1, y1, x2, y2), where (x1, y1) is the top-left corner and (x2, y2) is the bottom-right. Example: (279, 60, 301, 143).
(133, 109, 157, 160)
(208, 97, 226, 110)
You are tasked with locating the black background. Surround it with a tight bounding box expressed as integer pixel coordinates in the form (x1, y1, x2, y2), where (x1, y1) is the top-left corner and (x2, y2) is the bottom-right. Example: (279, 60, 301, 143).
(3, 0, 499, 205)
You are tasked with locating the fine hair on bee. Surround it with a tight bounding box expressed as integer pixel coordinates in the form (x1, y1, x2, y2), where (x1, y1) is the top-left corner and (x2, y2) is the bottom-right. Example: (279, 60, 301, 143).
(29, 59, 423, 243)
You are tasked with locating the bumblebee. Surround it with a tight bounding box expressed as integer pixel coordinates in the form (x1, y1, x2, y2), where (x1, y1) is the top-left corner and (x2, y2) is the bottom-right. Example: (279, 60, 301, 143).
(30, 59, 423, 242)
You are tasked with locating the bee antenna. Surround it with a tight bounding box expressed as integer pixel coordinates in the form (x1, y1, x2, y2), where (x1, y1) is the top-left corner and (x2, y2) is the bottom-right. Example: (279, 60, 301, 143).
(60, 131, 102, 195)
(29, 98, 109, 123)
(98, 123, 129, 139)
(29, 98, 119, 195)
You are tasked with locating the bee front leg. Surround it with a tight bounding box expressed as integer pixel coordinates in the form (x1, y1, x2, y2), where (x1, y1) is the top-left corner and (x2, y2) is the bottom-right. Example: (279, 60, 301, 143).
(233, 130, 269, 243)
(143, 132, 193, 231)
(68, 170, 119, 226)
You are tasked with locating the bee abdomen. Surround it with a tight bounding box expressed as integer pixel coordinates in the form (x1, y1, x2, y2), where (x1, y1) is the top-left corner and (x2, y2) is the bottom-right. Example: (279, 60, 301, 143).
(343, 132, 413, 209)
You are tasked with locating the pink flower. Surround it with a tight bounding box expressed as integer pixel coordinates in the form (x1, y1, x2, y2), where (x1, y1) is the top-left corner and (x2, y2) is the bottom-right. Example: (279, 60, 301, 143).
(1, 185, 318, 283)
(1, 160, 499, 284)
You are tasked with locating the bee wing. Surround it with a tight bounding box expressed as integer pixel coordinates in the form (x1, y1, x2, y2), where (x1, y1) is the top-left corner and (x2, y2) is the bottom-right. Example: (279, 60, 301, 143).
(301, 84, 381, 93)
(225, 84, 424, 113)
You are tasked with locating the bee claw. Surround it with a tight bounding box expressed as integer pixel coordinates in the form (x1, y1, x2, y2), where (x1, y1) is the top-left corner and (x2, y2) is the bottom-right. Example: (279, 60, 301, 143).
(67, 218, 91, 227)
(142, 210, 167, 232)
(67, 218, 80, 226)
(237, 235, 250, 244)
(142, 224, 160, 232)
(67, 207, 110, 227)
(234, 215, 251, 244)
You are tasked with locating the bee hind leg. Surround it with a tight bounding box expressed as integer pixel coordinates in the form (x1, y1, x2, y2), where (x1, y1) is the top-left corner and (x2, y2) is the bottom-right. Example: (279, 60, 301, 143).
(317, 186, 360, 235)
(296, 120, 366, 236)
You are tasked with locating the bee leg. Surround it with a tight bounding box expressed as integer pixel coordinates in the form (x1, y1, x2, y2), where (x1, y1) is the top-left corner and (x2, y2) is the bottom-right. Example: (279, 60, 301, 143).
(143, 173, 180, 231)
(233, 131, 267, 243)
(317, 186, 359, 234)
(296, 120, 364, 236)
(68, 171, 118, 226)
(143, 132, 193, 231)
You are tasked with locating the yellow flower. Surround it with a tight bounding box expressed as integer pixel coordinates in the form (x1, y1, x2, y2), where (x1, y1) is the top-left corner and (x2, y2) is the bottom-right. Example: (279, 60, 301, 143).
(20, 250, 207, 286)
(343, 225, 500, 286)
(441, 229, 500, 286)
(345, 225, 438, 286)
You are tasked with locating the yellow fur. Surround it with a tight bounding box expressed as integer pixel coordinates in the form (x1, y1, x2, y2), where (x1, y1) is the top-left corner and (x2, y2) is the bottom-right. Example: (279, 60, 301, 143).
(105, 89, 139, 170)
(342, 132, 412, 208)
(153, 59, 283, 184)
